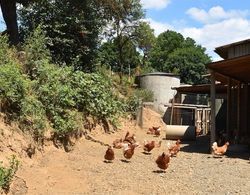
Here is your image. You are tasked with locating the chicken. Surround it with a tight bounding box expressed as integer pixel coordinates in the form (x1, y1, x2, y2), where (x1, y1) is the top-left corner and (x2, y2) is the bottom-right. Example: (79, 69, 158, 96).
(113, 138, 123, 149)
(124, 131, 136, 144)
(143, 140, 162, 154)
(212, 141, 229, 156)
(154, 128, 161, 136)
(155, 152, 171, 172)
(104, 146, 115, 163)
(147, 126, 161, 136)
(168, 139, 181, 157)
(123, 143, 136, 161)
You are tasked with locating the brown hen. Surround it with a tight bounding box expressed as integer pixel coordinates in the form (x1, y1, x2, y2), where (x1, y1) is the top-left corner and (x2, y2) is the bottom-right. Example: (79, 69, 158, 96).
(168, 139, 181, 157)
(124, 131, 136, 144)
(156, 152, 171, 172)
(143, 140, 161, 154)
(123, 143, 136, 161)
(212, 141, 229, 156)
(104, 146, 115, 163)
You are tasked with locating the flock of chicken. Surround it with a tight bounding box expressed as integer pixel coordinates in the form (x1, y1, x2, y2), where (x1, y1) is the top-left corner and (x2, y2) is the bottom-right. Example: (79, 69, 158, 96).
(104, 126, 181, 172)
(104, 125, 231, 172)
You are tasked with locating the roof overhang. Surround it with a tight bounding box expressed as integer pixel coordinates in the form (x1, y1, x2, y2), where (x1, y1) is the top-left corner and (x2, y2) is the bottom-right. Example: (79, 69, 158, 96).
(173, 84, 227, 94)
(215, 39, 250, 59)
(207, 55, 250, 83)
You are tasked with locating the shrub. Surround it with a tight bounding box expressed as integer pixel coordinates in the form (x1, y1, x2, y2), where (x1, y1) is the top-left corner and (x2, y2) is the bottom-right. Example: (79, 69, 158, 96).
(34, 63, 78, 135)
(0, 62, 29, 115)
(0, 35, 13, 66)
(19, 95, 47, 137)
(124, 89, 154, 118)
(23, 25, 51, 79)
(133, 89, 154, 102)
(72, 72, 123, 123)
(0, 155, 19, 192)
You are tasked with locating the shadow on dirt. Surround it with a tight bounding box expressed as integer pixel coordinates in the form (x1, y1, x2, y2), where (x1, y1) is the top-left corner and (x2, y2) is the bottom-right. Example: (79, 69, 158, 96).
(142, 152, 151, 155)
(152, 170, 166, 174)
(180, 135, 250, 160)
(120, 159, 131, 163)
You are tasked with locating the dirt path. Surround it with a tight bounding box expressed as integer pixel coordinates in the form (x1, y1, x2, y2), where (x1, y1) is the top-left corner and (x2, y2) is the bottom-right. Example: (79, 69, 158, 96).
(17, 128, 250, 194)
(1, 108, 249, 194)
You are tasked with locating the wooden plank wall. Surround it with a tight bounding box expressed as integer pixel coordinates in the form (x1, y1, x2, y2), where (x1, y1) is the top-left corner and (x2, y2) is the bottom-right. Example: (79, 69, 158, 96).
(228, 43, 250, 59)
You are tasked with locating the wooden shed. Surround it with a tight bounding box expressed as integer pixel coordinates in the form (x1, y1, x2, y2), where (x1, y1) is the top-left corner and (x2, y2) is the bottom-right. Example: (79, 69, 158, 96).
(208, 39, 250, 150)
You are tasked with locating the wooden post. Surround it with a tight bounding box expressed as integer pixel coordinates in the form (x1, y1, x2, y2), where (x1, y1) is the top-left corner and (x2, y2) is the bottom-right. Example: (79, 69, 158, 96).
(170, 98, 175, 125)
(137, 99, 143, 128)
(209, 69, 216, 153)
(236, 83, 241, 143)
(227, 78, 232, 141)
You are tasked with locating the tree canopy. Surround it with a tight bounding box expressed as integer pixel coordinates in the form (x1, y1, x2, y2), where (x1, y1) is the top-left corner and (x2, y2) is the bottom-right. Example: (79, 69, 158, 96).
(18, 0, 106, 71)
(135, 21, 155, 67)
(149, 30, 211, 84)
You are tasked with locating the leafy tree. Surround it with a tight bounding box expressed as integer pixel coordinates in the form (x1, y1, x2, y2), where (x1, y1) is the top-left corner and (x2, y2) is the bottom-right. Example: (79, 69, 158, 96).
(0, 0, 33, 45)
(100, 0, 144, 82)
(149, 30, 185, 71)
(149, 30, 211, 84)
(135, 21, 155, 68)
(18, 0, 105, 71)
(164, 46, 211, 84)
(97, 37, 140, 74)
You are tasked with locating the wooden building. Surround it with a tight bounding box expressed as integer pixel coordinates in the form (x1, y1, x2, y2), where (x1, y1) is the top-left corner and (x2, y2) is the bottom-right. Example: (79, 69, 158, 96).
(208, 39, 250, 149)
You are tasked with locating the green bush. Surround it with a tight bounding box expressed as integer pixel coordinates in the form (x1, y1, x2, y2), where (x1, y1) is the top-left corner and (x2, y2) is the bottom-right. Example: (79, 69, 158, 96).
(0, 35, 13, 66)
(0, 62, 29, 115)
(32, 62, 123, 136)
(0, 27, 125, 142)
(23, 25, 51, 79)
(133, 89, 154, 102)
(72, 72, 123, 122)
(0, 156, 19, 192)
(19, 95, 47, 137)
(124, 89, 154, 118)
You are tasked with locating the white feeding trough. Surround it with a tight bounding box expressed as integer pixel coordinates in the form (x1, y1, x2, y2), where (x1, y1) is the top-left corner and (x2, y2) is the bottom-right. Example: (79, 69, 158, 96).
(166, 125, 196, 140)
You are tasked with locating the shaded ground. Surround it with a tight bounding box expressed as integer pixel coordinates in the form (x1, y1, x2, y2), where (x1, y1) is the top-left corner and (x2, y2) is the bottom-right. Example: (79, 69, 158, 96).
(1, 108, 250, 194)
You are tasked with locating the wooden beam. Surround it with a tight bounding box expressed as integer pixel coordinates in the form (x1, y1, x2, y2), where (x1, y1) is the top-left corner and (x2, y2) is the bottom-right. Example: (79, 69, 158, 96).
(227, 78, 232, 140)
(209, 69, 216, 153)
(236, 83, 241, 143)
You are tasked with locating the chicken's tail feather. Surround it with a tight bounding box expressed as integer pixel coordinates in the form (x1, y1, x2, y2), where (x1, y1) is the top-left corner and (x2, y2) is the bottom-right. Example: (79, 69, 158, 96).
(212, 142, 218, 151)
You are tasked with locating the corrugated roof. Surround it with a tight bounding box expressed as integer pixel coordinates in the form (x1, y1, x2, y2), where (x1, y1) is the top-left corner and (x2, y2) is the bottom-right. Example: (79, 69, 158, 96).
(173, 84, 227, 94)
(214, 39, 250, 59)
(207, 54, 250, 83)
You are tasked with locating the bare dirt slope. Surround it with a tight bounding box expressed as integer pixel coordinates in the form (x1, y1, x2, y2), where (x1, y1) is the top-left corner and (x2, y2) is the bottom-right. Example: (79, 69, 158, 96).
(1, 108, 250, 194)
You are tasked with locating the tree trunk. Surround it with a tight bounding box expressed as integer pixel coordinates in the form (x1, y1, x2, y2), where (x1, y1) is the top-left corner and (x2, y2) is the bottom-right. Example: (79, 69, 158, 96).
(0, 0, 19, 45)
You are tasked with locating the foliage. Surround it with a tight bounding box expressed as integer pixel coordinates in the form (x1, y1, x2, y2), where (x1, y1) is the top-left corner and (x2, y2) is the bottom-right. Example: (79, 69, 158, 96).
(133, 89, 154, 102)
(0, 27, 126, 140)
(0, 156, 19, 192)
(97, 40, 119, 71)
(23, 25, 51, 79)
(72, 71, 123, 124)
(0, 61, 29, 115)
(18, 0, 105, 71)
(97, 38, 140, 74)
(19, 95, 47, 136)
(124, 88, 154, 118)
(149, 30, 185, 71)
(149, 30, 211, 84)
(101, 0, 144, 80)
(0, 36, 13, 66)
(32, 61, 123, 135)
(165, 46, 211, 84)
(135, 22, 155, 67)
